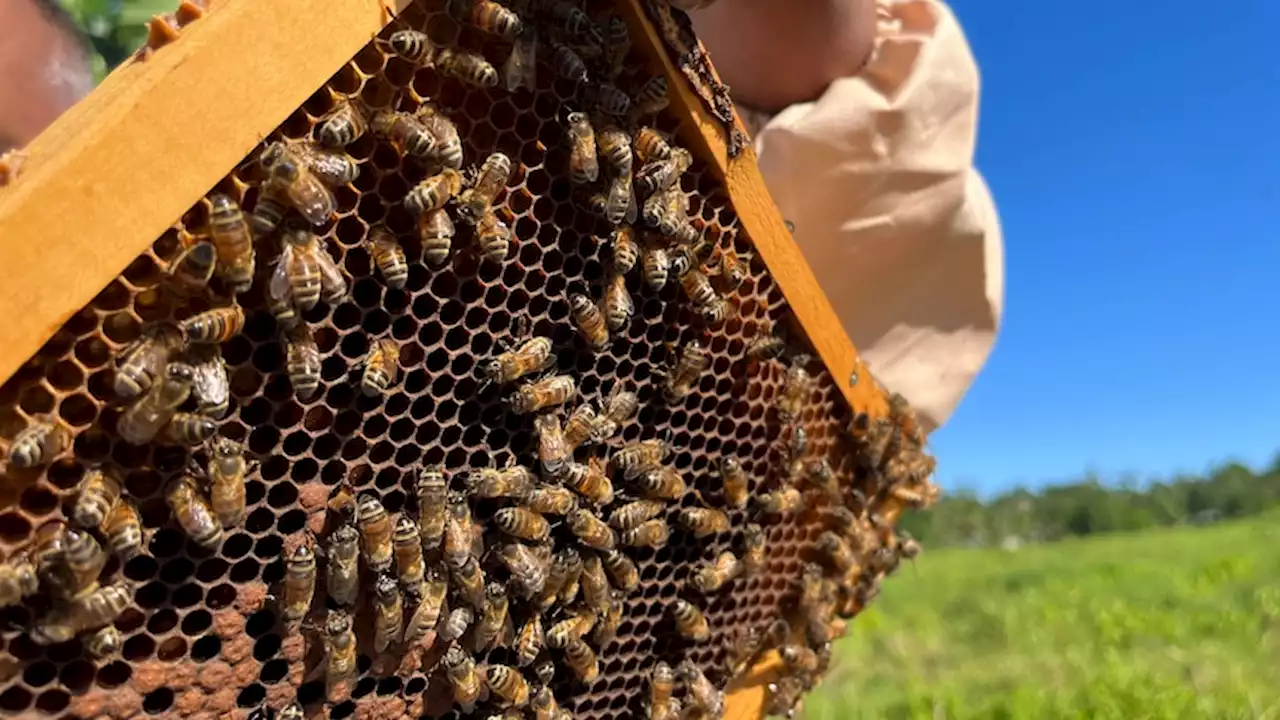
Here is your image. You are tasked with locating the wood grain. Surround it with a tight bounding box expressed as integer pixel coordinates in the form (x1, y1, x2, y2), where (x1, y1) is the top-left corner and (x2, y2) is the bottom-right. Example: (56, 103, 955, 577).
(0, 0, 415, 387)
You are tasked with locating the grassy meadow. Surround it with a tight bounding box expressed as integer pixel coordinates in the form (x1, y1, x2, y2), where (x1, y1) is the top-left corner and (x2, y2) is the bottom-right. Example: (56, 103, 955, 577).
(798, 513, 1280, 719)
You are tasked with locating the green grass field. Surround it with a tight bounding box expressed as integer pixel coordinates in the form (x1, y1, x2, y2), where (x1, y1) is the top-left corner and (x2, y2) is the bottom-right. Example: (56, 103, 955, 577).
(798, 513, 1280, 720)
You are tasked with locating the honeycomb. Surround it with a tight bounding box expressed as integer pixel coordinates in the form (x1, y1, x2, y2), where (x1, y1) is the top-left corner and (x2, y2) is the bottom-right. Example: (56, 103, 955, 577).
(0, 1, 918, 718)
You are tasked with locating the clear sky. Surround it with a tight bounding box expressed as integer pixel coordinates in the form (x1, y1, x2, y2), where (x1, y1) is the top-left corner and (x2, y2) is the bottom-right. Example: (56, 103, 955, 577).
(928, 0, 1280, 495)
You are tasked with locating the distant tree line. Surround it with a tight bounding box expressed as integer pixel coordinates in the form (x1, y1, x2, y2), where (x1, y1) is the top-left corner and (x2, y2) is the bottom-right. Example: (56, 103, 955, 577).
(896, 455, 1280, 547)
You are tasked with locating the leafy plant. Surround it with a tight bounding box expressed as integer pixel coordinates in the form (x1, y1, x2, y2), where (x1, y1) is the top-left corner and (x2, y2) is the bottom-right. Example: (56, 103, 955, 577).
(58, 0, 179, 84)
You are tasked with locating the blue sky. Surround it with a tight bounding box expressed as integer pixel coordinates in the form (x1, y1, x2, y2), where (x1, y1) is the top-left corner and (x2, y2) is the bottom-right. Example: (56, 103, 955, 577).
(929, 0, 1280, 495)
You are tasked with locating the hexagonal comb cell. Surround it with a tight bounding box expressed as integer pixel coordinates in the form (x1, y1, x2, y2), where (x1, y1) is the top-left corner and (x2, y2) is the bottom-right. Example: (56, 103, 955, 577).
(0, 0, 935, 718)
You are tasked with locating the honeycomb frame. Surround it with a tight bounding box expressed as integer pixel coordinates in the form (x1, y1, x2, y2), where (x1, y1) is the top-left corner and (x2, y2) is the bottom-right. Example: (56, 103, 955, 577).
(0, 1, 913, 718)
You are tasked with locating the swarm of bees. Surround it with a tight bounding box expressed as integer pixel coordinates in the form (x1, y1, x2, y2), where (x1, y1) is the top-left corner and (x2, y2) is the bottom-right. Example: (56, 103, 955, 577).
(0, 0, 940, 718)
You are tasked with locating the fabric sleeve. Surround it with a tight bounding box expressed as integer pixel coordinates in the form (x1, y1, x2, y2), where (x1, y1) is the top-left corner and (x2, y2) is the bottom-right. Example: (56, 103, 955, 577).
(740, 0, 1005, 435)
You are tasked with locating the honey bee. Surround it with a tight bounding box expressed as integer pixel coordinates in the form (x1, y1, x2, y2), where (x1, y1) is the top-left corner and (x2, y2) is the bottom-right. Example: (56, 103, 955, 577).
(648, 662, 678, 720)
(635, 147, 691, 197)
(602, 271, 633, 332)
(765, 676, 804, 720)
(568, 293, 609, 351)
(371, 110, 436, 157)
(419, 207, 456, 268)
(661, 339, 710, 403)
(113, 323, 180, 401)
(612, 438, 669, 480)
(273, 227, 345, 311)
(679, 266, 719, 311)
(534, 546, 577, 611)
(594, 592, 624, 646)
(633, 127, 672, 164)
(529, 414, 569, 480)
(451, 557, 487, 610)
(475, 208, 514, 262)
(249, 183, 289, 236)
(677, 507, 730, 538)
(159, 412, 217, 446)
(178, 305, 244, 345)
(72, 467, 122, 530)
(798, 563, 825, 611)
(692, 551, 741, 594)
(640, 245, 671, 291)
(777, 357, 813, 423)
(205, 436, 248, 527)
(388, 29, 433, 63)
(632, 75, 670, 117)
(495, 507, 550, 542)
(442, 608, 476, 648)
(325, 524, 359, 607)
(0, 555, 38, 608)
(546, 0, 602, 43)
(487, 664, 531, 707)
(567, 508, 615, 550)
(371, 574, 404, 653)
(53, 528, 107, 601)
(189, 354, 231, 419)
(510, 373, 576, 414)
(297, 144, 361, 186)
(437, 46, 500, 88)
(755, 487, 805, 515)
(678, 660, 724, 717)
(741, 523, 766, 577)
(620, 518, 669, 549)
(364, 226, 408, 290)
(280, 326, 321, 400)
(404, 566, 448, 648)
(546, 609, 595, 649)
(715, 457, 750, 510)
(579, 552, 610, 613)
(442, 604, 478, 638)
(599, 549, 639, 593)
(595, 124, 632, 175)
(563, 458, 614, 506)
(458, 151, 512, 225)
(634, 465, 687, 501)
(415, 104, 465, 169)
(503, 25, 538, 92)
(588, 174, 632, 225)
(451, 0, 522, 40)
(715, 246, 748, 291)
(603, 14, 630, 75)
(610, 225, 639, 274)
(280, 544, 317, 624)
(33, 582, 133, 646)
(323, 610, 357, 702)
(593, 385, 639, 442)
(260, 142, 335, 225)
(561, 403, 599, 450)
(482, 335, 552, 387)
(356, 493, 393, 573)
(565, 111, 599, 185)
(532, 685, 571, 720)
(443, 492, 476, 568)
(102, 500, 144, 561)
(359, 337, 402, 397)
(725, 625, 764, 678)
(317, 100, 368, 148)
(84, 625, 122, 660)
(594, 82, 632, 117)
(550, 42, 588, 83)
(515, 612, 545, 667)
(608, 499, 664, 531)
(169, 240, 216, 294)
(386, 517, 424, 593)
(745, 331, 786, 362)
(404, 168, 464, 216)
(561, 638, 598, 682)
(780, 643, 820, 677)
(443, 645, 483, 713)
(473, 582, 509, 652)
(166, 473, 222, 548)
(817, 531, 856, 573)
(417, 465, 448, 549)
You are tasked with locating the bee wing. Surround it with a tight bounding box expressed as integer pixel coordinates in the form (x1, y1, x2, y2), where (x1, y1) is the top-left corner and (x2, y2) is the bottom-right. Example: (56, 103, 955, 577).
(624, 179, 639, 226)
(292, 177, 336, 226)
(269, 246, 294, 303)
(314, 244, 349, 299)
(503, 26, 538, 92)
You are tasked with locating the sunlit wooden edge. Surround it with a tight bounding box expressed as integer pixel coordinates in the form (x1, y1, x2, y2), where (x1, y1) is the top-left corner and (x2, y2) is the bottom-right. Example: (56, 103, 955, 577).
(0, 0, 415, 387)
